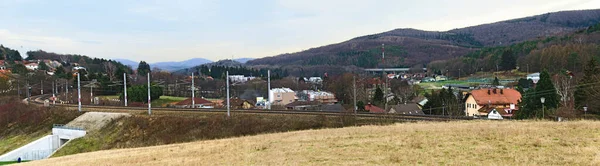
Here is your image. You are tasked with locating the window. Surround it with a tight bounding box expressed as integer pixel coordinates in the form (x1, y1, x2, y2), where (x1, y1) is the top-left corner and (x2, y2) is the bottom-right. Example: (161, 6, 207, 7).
(277, 94, 280, 98)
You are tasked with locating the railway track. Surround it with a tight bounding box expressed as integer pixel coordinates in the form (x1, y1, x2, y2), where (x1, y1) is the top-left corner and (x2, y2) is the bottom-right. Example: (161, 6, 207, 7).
(30, 95, 473, 122)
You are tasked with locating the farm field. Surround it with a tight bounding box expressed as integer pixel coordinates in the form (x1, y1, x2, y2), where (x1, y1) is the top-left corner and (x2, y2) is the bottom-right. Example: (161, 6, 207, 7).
(25, 120, 600, 165)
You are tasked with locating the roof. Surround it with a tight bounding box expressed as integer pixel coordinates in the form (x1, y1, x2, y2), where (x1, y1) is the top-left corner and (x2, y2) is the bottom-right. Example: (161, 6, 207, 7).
(270, 88, 294, 93)
(226, 98, 255, 106)
(285, 101, 320, 107)
(365, 104, 385, 113)
(478, 106, 515, 117)
(389, 103, 423, 114)
(469, 88, 521, 106)
(320, 104, 345, 112)
(175, 98, 213, 105)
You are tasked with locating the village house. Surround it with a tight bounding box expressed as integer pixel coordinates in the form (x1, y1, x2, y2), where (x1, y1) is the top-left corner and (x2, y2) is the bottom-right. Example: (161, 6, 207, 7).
(464, 88, 521, 118)
(25, 62, 38, 70)
(174, 98, 214, 108)
(298, 90, 338, 104)
(365, 103, 385, 113)
(269, 88, 296, 106)
(388, 103, 423, 115)
(527, 72, 540, 84)
(228, 75, 256, 83)
(224, 98, 255, 109)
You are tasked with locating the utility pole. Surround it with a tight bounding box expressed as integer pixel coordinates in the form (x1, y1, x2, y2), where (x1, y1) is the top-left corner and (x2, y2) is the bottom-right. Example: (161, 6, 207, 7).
(17, 80, 20, 99)
(147, 73, 151, 115)
(90, 84, 93, 104)
(353, 75, 357, 114)
(124, 73, 128, 107)
(191, 72, 195, 108)
(382, 43, 388, 112)
(65, 80, 68, 103)
(77, 73, 81, 112)
(53, 81, 56, 105)
(267, 70, 271, 110)
(26, 81, 30, 103)
(226, 71, 230, 117)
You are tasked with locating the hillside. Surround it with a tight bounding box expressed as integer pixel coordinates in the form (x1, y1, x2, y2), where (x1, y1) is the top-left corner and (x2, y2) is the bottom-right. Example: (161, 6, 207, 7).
(26, 120, 600, 165)
(0, 98, 81, 155)
(429, 22, 600, 77)
(51, 111, 392, 157)
(248, 9, 600, 68)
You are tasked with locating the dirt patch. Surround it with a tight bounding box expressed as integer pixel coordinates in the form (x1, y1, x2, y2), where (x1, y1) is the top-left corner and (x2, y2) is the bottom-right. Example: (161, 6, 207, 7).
(66, 112, 130, 132)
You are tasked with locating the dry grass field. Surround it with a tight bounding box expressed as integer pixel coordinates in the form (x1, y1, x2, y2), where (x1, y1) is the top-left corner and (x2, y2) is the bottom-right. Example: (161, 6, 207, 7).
(20, 120, 600, 165)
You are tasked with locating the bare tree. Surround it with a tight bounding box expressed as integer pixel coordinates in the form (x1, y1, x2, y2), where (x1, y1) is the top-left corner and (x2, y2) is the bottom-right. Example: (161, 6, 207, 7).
(59, 55, 70, 64)
(103, 62, 117, 81)
(555, 74, 574, 107)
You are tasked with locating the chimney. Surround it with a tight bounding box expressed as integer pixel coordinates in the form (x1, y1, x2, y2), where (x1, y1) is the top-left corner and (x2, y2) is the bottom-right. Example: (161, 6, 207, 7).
(493, 89, 497, 94)
(488, 89, 491, 95)
(500, 89, 504, 94)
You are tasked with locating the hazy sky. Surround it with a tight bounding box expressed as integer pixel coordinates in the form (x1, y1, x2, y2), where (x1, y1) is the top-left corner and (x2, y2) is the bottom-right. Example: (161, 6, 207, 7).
(0, 0, 599, 63)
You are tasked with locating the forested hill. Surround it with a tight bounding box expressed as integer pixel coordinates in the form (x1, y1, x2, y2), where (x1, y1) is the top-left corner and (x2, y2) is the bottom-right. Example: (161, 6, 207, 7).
(429, 23, 600, 77)
(248, 9, 600, 68)
(25, 50, 132, 75)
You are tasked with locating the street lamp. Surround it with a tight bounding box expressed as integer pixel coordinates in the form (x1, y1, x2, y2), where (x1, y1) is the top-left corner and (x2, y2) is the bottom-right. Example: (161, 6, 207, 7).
(540, 97, 546, 119)
(583, 105, 588, 118)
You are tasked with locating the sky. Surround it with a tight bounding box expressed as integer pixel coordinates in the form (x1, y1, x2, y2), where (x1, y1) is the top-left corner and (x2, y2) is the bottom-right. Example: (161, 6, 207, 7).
(0, 0, 599, 63)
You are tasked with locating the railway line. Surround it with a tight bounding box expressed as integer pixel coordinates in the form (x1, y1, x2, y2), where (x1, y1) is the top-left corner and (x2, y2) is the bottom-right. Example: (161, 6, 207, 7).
(29, 95, 473, 122)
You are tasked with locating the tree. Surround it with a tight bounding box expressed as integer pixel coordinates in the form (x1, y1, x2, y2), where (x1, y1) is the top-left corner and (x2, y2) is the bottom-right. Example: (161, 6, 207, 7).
(38, 62, 49, 71)
(137, 61, 151, 76)
(517, 78, 533, 90)
(103, 62, 117, 81)
(11, 64, 28, 74)
(574, 59, 599, 108)
(373, 86, 384, 104)
(536, 71, 559, 110)
(517, 70, 559, 119)
(120, 84, 163, 103)
(500, 49, 516, 70)
(391, 79, 414, 103)
(492, 77, 500, 86)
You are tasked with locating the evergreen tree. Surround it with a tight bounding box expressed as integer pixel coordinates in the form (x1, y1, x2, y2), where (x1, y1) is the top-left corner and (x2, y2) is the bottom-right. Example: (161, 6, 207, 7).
(373, 86, 384, 104)
(11, 64, 28, 74)
(38, 62, 49, 71)
(536, 70, 559, 110)
(574, 59, 599, 108)
(518, 70, 559, 119)
(500, 49, 516, 70)
(492, 77, 500, 86)
(137, 61, 151, 76)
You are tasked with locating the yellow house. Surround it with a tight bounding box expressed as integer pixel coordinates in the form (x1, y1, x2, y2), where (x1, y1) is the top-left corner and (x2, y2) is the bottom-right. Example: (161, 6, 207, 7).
(464, 88, 521, 117)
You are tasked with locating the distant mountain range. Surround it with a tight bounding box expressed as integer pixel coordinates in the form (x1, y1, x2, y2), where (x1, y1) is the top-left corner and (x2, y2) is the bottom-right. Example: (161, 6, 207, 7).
(115, 58, 254, 71)
(248, 9, 600, 68)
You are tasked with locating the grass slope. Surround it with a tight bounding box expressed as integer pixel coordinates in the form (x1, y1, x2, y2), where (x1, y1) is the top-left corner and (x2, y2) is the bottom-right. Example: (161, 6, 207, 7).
(27, 120, 600, 165)
(0, 98, 81, 155)
(52, 112, 393, 157)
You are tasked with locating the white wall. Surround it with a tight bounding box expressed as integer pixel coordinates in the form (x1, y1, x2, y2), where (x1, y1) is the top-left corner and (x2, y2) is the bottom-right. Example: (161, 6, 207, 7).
(0, 135, 60, 161)
(0, 128, 87, 162)
(52, 128, 87, 140)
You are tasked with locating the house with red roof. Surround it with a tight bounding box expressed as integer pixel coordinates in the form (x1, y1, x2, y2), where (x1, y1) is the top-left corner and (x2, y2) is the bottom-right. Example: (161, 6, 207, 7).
(464, 88, 521, 117)
(365, 103, 385, 113)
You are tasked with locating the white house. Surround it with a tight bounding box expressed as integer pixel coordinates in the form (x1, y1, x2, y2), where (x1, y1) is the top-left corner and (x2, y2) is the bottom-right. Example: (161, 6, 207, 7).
(228, 75, 256, 83)
(25, 63, 39, 70)
(308, 77, 323, 84)
(487, 108, 504, 120)
(527, 72, 540, 84)
(269, 88, 296, 106)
